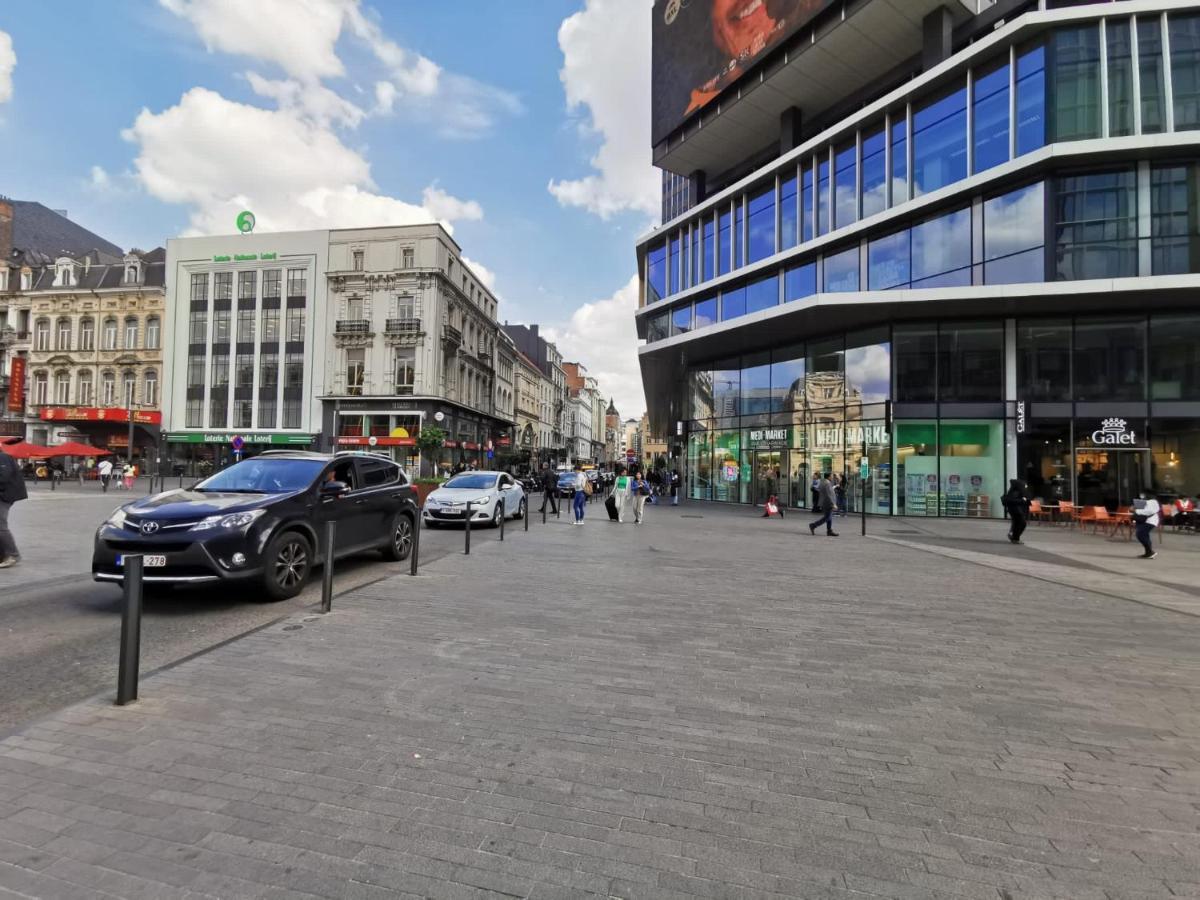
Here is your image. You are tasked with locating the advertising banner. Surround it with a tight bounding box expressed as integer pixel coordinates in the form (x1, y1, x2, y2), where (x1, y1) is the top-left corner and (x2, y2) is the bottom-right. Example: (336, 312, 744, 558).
(6, 356, 25, 412)
(40, 406, 163, 425)
(652, 0, 834, 144)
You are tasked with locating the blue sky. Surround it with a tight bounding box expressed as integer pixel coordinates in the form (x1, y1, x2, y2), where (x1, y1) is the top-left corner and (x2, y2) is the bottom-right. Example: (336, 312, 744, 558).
(0, 0, 654, 417)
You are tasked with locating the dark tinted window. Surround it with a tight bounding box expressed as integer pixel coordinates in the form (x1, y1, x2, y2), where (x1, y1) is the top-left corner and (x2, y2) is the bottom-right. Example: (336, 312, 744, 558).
(359, 458, 400, 487)
(938, 322, 1003, 402)
(1074, 317, 1145, 401)
(1017, 319, 1071, 401)
(196, 458, 325, 493)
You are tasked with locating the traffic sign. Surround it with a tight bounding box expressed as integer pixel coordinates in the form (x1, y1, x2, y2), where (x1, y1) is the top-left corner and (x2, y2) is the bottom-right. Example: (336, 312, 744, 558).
(231, 435, 244, 451)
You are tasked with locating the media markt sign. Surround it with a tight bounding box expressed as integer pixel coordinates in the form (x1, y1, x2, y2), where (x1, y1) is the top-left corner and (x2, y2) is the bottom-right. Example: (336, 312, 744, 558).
(747, 427, 788, 450)
(165, 432, 315, 446)
(1089, 418, 1138, 446)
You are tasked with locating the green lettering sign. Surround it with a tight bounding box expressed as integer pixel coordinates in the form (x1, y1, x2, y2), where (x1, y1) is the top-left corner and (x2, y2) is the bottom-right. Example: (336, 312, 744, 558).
(233, 253, 257, 261)
(260, 252, 277, 260)
(212, 255, 231, 262)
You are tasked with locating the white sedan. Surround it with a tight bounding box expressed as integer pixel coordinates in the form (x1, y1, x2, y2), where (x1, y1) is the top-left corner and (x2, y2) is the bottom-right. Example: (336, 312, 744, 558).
(422, 472, 526, 528)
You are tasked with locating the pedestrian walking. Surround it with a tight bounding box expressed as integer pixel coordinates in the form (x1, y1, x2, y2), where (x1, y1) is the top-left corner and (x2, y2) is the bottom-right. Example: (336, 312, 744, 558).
(834, 474, 847, 515)
(1133, 491, 1161, 559)
(1004, 478, 1031, 544)
(610, 465, 630, 523)
(810, 473, 820, 511)
(97, 457, 113, 492)
(670, 468, 680, 506)
(631, 470, 650, 524)
(571, 464, 588, 525)
(538, 463, 559, 515)
(123, 463, 135, 491)
(0, 440, 28, 568)
(808, 472, 838, 536)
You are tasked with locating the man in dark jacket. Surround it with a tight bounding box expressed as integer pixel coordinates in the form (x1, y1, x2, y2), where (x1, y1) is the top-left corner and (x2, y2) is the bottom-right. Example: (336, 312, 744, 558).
(0, 440, 28, 567)
(808, 472, 838, 537)
(1004, 478, 1031, 545)
(538, 463, 558, 515)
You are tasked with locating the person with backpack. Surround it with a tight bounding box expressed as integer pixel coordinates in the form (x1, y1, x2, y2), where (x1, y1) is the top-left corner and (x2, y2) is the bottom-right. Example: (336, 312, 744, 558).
(1003, 478, 1031, 544)
(1133, 491, 1161, 560)
(609, 465, 630, 522)
(0, 441, 28, 568)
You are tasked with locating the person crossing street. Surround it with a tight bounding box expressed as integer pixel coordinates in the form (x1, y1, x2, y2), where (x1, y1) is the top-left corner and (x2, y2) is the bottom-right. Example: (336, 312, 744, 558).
(0, 440, 28, 568)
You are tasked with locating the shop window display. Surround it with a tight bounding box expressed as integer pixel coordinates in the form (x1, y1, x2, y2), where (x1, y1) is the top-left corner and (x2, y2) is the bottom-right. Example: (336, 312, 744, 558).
(895, 422, 938, 515)
(1017, 420, 1072, 505)
(687, 430, 711, 501)
(1150, 418, 1200, 505)
(939, 421, 1004, 517)
(712, 430, 741, 502)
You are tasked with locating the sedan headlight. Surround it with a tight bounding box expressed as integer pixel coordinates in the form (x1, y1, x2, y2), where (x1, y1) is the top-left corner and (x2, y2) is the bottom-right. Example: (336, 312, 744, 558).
(105, 507, 128, 528)
(472, 496, 491, 505)
(190, 509, 267, 532)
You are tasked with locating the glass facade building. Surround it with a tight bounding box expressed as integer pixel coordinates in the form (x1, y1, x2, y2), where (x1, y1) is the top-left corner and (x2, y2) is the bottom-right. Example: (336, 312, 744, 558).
(637, 2, 1200, 517)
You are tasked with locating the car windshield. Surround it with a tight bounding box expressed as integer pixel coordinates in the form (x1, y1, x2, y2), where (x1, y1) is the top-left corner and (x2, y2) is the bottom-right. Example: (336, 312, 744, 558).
(443, 474, 497, 490)
(195, 458, 326, 494)
(558, 473, 576, 483)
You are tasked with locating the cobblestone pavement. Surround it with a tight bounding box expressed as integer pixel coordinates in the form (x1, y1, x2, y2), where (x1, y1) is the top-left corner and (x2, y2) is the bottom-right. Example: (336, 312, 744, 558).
(1, 504, 1198, 898)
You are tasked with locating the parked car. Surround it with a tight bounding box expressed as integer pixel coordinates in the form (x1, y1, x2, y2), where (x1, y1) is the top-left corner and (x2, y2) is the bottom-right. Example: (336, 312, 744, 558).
(517, 474, 539, 494)
(92, 451, 418, 600)
(557, 472, 579, 497)
(423, 471, 527, 528)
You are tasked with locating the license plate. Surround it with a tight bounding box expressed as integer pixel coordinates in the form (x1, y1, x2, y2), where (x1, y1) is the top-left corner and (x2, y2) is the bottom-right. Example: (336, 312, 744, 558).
(116, 555, 167, 568)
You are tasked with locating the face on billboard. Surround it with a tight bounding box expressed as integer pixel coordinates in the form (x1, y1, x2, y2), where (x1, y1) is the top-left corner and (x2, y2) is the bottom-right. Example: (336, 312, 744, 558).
(652, 0, 834, 145)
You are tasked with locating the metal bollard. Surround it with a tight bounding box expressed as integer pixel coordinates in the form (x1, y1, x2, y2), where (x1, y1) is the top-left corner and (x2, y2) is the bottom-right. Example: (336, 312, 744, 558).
(464, 501, 472, 555)
(542, 500, 547, 525)
(556, 494, 561, 519)
(409, 510, 422, 576)
(524, 498, 529, 532)
(50, 471, 56, 491)
(499, 499, 505, 541)
(178, 475, 184, 490)
(321, 520, 335, 613)
(116, 555, 144, 706)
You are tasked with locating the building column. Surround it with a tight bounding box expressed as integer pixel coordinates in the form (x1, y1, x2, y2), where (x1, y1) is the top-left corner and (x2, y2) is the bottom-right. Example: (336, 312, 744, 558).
(1005, 317, 1017, 488)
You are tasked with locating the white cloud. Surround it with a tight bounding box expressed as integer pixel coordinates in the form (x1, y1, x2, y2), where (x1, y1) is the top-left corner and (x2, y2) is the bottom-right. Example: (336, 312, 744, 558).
(122, 87, 481, 236)
(373, 80, 397, 114)
(0, 29, 15, 105)
(460, 255, 497, 292)
(543, 275, 645, 420)
(89, 166, 110, 189)
(421, 186, 483, 227)
(245, 72, 365, 128)
(548, 0, 658, 220)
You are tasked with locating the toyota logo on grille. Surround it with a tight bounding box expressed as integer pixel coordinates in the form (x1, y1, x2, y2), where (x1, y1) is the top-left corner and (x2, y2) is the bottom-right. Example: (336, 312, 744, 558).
(140, 521, 160, 535)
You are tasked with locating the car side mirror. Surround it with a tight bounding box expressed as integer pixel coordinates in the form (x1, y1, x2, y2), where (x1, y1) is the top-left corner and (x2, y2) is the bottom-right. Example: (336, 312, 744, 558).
(321, 480, 349, 497)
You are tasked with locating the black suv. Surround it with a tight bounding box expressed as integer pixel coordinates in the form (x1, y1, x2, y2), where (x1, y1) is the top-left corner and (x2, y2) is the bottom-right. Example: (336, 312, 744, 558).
(92, 451, 418, 600)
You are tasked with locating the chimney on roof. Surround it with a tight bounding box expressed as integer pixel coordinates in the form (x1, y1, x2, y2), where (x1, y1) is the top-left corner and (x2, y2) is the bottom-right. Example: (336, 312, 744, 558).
(0, 199, 10, 264)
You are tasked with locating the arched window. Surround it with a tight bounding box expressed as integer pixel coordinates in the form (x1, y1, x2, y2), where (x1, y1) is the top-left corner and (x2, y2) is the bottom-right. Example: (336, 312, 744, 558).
(102, 318, 118, 351)
(77, 370, 93, 405)
(145, 316, 161, 350)
(54, 371, 70, 405)
(79, 318, 95, 352)
(100, 371, 115, 406)
(32, 371, 48, 405)
(143, 369, 158, 408)
(34, 319, 50, 352)
(121, 370, 136, 407)
(124, 317, 138, 350)
(56, 318, 71, 351)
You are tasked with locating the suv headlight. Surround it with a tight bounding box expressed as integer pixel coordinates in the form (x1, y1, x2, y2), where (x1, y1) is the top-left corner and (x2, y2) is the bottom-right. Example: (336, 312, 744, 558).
(105, 507, 128, 528)
(190, 509, 267, 532)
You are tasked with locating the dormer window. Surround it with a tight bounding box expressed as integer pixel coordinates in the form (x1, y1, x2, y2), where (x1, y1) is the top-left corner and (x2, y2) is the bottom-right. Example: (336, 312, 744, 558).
(122, 254, 141, 285)
(53, 258, 76, 288)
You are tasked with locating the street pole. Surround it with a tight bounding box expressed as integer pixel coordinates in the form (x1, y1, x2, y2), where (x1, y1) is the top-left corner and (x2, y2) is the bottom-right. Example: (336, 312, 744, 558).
(861, 430, 867, 538)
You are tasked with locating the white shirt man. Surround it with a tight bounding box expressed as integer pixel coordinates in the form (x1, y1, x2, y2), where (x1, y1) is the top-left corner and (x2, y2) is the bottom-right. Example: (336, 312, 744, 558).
(97, 458, 114, 493)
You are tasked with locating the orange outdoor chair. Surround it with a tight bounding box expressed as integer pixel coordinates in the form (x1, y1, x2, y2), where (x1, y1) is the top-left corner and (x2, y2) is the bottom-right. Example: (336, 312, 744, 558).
(1086, 506, 1111, 534)
(1077, 506, 1098, 530)
(1056, 500, 1078, 526)
(1029, 498, 1045, 523)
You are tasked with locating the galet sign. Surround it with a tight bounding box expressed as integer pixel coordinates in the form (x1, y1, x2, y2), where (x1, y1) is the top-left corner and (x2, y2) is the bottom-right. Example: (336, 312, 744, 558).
(1091, 418, 1137, 445)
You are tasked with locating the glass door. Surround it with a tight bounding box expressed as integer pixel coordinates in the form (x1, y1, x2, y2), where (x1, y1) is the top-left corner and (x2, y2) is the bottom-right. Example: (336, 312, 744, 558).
(753, 451, 786, 506)
(1075, 448, 1150, 510)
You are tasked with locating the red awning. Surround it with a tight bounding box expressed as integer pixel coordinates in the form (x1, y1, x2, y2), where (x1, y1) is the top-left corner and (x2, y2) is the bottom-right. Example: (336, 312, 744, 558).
(0, 441, 53, 459)
(45, 441, 114, 458)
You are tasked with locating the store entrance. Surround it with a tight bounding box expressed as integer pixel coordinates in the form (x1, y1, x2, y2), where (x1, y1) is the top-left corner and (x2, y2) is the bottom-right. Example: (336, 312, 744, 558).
(752, 451, 788, 507)
(1075, 448, 1150, 510)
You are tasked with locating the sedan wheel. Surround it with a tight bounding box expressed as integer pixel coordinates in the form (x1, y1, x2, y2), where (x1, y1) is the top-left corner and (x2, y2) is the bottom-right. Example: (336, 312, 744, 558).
(382, 513, 413, 561)
(491, 502, 503, 528)
(515, 498, 526, 520)
(262, 531, 311, 601)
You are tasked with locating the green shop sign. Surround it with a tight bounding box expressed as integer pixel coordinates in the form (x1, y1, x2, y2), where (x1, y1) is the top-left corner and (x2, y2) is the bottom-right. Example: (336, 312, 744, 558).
(165, 432, 315, 446)
(210, 252, 278, 262)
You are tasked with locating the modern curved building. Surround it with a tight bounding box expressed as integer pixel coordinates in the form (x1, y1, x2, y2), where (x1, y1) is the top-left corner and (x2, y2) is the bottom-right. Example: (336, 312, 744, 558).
(636, 0, 1200, 518)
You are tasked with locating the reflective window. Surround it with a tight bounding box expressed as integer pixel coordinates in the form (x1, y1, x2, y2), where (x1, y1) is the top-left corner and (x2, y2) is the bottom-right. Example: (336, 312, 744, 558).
(817, 157, 830, 235)
(801, 164, 814, 242)
(703, 218, 715, 282)
(822, 246, 859, 293)
(1016, 43, 1046, 154)
(718, 208, 732, 276)
(1139, 17, 1166, 134)
(671, 305, 692, 337)
(668, 234, 681, 294)
(780, 174, 798, 251)
(647, 312, 669, 343)
(746, 273, 778, 315)
(893, 325, 937, 402)
(973, 59, 1010, 173)
(734, 201, 745, 269)
(690, 226, 700, 287)
(748, 186, 775, 263)
(1051, 26, 1101, 142)
(1150, 165, 1194, 275)
(912, 85, 967, 196)
(834, 142, 857, 229)
(694, 295, 717, 329)
(938, 322, 1003, 402)
(741, 353, 772, 415)
(1054, 170, 1137, 280)
(911, 207, 971, 288)
(712, 361, 740, 418)
(770, 344, 806, 414)
(1018, 319, 1072, 401)
(984, 182, 1045, 284)
(890, 117, 908, 206)
(1107, 20, 1134, 137)
(861, 126, 886, 218)
(807, 337, 844, 415)
(845, 327, 890, 404)
(1074, 317, 1145, 401)
(784, 261, 816, 302)
(1151, 313, 1200, 399)
(868, 229, 910, 290)
(1171, 14, 1200, 130)
(721, 285, 746, 320)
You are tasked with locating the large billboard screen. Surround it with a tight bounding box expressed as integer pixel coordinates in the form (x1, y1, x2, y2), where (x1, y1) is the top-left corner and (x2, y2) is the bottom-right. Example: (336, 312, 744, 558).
(652, 0, 835, 145)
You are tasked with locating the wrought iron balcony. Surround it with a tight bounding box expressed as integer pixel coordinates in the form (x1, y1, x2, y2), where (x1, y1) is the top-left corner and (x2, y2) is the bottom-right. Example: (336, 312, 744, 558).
(441, 324, 462, 346)
(335, 319, 372, 335)
(385, 318, 422, 334)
